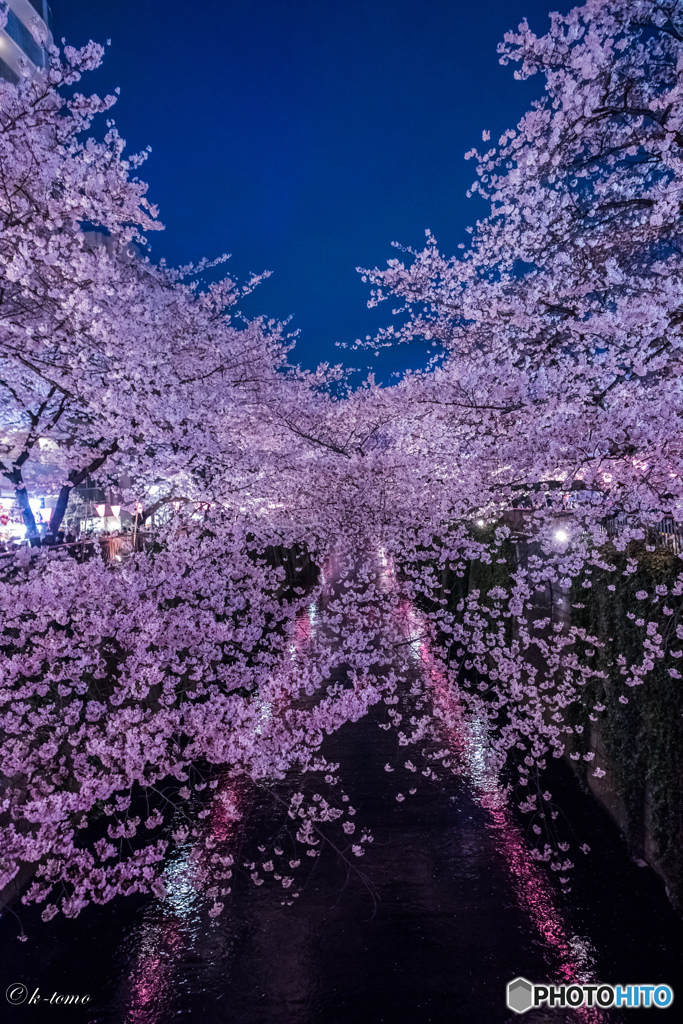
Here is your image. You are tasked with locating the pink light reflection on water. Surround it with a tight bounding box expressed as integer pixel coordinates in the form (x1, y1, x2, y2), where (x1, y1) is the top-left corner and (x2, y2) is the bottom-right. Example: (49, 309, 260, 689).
(426, 653, 609, 1022)
(386, 581, 610, 1022)
(122, 776, 243, 1024)
(123, 556, 342, 1021)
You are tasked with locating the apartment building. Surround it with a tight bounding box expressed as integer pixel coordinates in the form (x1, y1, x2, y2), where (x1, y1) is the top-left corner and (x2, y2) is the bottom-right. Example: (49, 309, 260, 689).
(0, 0, 52, 84)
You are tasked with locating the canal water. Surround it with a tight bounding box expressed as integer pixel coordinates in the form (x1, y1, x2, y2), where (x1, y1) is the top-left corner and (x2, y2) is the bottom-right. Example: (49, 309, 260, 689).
(2, 554, 682, 1023)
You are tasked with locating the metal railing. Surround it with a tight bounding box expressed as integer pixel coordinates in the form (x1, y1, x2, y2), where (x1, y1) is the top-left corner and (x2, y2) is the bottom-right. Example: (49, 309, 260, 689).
(503, 507, 683, 555)
(599, 515, 683, 555)
(0, 532, 155, 565)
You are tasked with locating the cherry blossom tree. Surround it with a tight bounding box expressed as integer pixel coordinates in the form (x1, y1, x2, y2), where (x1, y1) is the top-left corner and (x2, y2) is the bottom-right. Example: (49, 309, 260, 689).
(0, 35, 408, 924)
(353, 0, 683, 886)
(0, 34, 299, 540)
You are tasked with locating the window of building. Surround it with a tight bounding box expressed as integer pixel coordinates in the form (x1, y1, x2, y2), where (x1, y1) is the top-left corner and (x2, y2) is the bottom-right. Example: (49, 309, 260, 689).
(5, 8, 44, 68)
(0, 54, 19, 84)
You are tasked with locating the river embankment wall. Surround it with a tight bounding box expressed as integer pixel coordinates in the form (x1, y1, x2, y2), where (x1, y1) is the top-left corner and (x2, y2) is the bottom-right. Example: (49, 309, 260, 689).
(427, 531, 683, 913)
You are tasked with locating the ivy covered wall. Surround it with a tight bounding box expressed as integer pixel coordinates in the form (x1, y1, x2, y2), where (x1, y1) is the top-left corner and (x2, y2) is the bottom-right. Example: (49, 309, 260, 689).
(569, 545, 683, 909)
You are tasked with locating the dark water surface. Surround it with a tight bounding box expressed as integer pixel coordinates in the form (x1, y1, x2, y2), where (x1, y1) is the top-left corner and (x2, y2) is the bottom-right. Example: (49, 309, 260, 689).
(2, 562, 682, 1024)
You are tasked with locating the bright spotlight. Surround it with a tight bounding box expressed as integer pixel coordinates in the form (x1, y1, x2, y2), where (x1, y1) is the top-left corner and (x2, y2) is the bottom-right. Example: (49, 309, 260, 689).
(554, 529, 569, 543)
(477, 520, 485, 527)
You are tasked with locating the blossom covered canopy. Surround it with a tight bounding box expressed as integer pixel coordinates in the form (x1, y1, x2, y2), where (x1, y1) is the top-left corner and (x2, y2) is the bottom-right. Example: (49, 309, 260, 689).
(2, 0, 683, 924)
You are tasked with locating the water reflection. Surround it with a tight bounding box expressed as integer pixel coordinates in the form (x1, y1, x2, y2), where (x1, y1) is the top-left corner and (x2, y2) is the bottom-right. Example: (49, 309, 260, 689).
(428, 663, 605, 1021)
(120, 779, 243, 1024)
(4, 548, 679, 1022)
(395, 580, 607, 1019)
(108, 548, 672, 1022)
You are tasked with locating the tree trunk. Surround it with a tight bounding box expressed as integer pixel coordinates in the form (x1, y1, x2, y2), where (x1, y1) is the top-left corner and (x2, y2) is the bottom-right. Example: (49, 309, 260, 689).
(49, 442, 119, 536)
(1, 452, 39, 539)
(49, 482, 75, 537)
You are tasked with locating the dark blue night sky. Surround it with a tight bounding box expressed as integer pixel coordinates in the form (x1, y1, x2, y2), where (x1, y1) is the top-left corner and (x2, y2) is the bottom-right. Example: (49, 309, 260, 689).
(56, 1, 569, 375)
